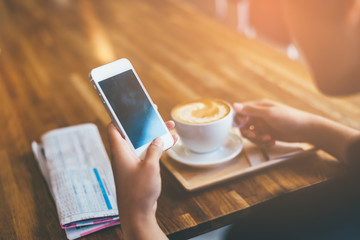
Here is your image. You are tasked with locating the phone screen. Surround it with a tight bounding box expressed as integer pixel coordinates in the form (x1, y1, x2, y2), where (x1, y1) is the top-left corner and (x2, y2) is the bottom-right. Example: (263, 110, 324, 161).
(99, 70, 167, 149)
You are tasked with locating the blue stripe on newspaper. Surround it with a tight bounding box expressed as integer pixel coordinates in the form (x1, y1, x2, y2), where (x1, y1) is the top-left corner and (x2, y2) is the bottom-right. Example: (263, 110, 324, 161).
(93, 168, 112, 210)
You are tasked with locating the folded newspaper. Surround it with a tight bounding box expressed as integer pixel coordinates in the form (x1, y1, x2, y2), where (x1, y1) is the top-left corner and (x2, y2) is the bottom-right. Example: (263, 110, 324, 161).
(31, 123, 120, 239)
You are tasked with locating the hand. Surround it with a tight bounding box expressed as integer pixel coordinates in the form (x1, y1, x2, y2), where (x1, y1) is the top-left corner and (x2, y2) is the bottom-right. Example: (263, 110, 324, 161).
(233, 99, 317, 147)
(107, 121, 176, 239)
(233, 99, 360, 162)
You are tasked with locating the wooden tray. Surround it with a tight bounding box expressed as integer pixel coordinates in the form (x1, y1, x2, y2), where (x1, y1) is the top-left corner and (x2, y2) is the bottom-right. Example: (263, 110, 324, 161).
(161, 135, 315, 191)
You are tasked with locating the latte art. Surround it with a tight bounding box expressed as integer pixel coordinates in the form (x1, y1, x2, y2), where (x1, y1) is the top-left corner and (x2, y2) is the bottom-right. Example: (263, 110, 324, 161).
(172, 100, 230, 124)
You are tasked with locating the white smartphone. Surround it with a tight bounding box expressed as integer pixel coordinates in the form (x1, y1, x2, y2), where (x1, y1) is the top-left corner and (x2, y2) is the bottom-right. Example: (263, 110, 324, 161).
(89, 58, 174, 158)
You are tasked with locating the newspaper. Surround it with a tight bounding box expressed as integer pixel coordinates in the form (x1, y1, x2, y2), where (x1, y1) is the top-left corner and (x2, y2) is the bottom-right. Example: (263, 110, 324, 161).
(32, 123, 120, 239)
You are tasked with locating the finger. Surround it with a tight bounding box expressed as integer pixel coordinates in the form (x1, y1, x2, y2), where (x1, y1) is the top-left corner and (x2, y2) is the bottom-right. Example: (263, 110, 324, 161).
(165, 120, 175, 130)
(242, 134, 275, 147)
(254, 99, 275, 107)
(234, 115, 249, 127)
(172, 134, 179, 145)
(107, 123, 136, 167)
(233, 102, 270, 118)
(152, 201, 158, 215)
(244, 117, 272, 134)
(144, 138, 164, 166)
(256, 134, 276, 147)
(240, 128, 257, 139)
(165, 120, 177, 146)
(241, 128, 276, 147)
(107, 123, 126, 148)
(241, 128, 273, 142)
(254, 137, 276, 148)
(259, 140, 276, 148)
(260, 134, 273, 142)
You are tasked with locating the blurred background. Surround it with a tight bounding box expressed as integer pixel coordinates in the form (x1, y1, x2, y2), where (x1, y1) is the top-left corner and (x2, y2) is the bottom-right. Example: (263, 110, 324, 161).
(183, 0, 299, 59)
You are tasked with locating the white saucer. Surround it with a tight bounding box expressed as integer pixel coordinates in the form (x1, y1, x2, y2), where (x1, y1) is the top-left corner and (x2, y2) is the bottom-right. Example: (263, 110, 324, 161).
(167, 132, 243, 167)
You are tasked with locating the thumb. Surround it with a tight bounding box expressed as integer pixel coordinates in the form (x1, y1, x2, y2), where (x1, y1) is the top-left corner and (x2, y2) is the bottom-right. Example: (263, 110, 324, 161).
(144, 138, 164, 165)
(233, 102, 269, 118)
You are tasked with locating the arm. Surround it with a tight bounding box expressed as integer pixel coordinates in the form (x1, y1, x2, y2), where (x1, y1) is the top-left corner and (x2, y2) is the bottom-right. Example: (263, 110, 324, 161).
(233, 99, 360, 163)
(107, 122, 177, 240)
(303, 114, 360, 164)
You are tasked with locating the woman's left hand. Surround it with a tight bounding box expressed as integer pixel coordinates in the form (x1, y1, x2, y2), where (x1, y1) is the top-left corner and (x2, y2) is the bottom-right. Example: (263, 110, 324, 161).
(107, 121, 176, 239)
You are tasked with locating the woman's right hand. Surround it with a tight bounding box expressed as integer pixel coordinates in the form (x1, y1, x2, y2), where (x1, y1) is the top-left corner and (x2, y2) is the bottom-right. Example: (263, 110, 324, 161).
(233, 99, 360, 164)
(233, 99, 318, 147)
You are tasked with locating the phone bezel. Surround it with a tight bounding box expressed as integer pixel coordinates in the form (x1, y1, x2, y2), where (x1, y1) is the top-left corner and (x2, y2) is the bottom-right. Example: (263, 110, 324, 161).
(89, 58, 174, 158)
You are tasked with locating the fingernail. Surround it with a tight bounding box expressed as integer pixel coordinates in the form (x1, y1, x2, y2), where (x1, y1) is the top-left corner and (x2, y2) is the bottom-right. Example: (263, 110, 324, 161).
(261, 134, 272, 142)
(244, 131, 256, 139)
(233, 103, 243, 112)
(152, 138, 164, 147)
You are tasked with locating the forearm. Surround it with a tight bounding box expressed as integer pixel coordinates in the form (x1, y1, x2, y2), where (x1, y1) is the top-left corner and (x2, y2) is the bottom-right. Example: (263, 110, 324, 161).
(304, 115, 360, 163)
(121, 214, 168, 240)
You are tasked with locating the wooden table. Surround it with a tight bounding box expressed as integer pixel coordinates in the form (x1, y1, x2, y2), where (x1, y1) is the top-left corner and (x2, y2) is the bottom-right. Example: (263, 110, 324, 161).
(1, 0, 360, 239)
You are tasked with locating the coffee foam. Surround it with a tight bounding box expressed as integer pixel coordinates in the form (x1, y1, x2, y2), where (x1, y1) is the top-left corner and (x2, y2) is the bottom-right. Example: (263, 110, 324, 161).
(172, 100, 230, 124)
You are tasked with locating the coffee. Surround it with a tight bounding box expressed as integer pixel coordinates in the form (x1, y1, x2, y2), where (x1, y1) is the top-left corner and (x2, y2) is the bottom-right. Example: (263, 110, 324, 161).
(171, 99, 230, 124)
(171, 99, 233, 153)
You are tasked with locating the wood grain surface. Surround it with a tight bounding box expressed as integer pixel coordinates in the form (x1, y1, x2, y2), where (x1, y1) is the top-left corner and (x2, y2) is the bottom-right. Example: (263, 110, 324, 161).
(1, 0, 359, 239)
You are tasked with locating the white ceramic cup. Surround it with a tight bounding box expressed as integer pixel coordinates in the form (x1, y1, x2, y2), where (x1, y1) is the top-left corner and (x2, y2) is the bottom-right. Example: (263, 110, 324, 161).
(171, 100, 234, 153)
